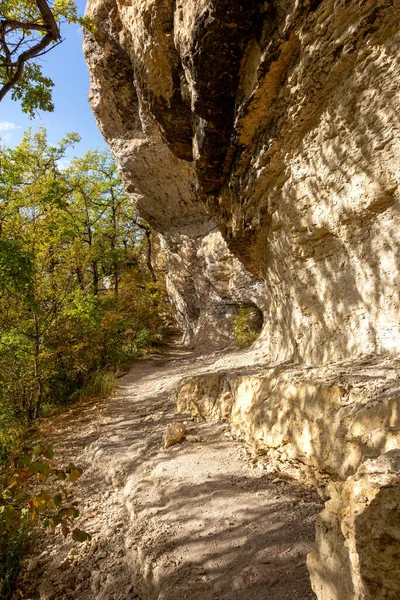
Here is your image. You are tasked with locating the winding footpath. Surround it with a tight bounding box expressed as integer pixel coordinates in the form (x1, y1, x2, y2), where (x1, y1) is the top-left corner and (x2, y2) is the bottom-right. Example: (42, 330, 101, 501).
(17, 345, 322, 600)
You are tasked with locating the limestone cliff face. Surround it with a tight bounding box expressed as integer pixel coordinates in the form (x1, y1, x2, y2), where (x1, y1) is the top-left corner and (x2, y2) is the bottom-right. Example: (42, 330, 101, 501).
(83, 0, 265, 348)
(160, 231, 265, 348)
(84, 0, 400, 362)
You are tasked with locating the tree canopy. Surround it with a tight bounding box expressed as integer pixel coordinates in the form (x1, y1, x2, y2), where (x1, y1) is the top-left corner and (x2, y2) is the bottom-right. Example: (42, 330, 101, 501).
(0, 0, 92, 115)
(0, 129, 169, 597)
(0, 128, 168, 446)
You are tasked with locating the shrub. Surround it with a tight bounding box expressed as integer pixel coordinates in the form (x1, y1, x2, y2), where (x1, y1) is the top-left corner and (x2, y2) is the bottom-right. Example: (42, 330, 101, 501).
(0, 511, 28, 600)
(233, 305, 263, 348)
(0, 405, 26, 465)
(0, 445, 90, 598)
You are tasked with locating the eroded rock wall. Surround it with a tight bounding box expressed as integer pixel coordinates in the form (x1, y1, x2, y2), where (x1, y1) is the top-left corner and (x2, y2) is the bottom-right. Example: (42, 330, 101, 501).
(84, 0, 400, 363)
(161, 231, 266, 348)
(84, 3, 400, 597)
(307, 451, 400, 600)
(175, 363, 400, 599)
(83, 0, 267, 349)
(175, 357, 400, 482)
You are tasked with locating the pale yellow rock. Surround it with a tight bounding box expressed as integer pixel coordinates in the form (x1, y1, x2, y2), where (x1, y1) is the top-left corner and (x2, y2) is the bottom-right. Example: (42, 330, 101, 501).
(176, 363, 400, 481)
(308, 450, 400, 600)
(84, 0, 400, 363)
(163, 422, 186, 449)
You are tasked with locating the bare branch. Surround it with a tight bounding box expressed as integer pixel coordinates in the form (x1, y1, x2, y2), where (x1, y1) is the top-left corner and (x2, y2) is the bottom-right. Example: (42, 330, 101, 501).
(2, 20, 48, 34)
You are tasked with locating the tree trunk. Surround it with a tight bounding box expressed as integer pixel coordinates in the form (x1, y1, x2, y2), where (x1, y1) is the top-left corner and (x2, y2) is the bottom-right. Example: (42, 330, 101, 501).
(30, 313, 44, 421)
(145, 229, 157, 283)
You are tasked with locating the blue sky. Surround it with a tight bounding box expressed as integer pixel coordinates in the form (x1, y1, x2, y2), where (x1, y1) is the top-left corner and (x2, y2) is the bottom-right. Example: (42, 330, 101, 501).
(0, 0, 107, 160)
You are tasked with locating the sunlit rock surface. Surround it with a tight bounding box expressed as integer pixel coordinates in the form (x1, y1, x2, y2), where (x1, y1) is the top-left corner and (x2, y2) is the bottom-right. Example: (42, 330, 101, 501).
(84, 0, 400, 362)
(308, 450, 400, 600)
(175, 356, 400, 482)
(175, 358, 400, 599)
(84, 2, 400, 598)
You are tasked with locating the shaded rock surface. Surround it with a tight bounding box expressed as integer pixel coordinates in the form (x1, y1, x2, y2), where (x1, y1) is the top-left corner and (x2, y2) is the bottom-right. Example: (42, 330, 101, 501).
(83, 0, 265, 350)
(161, 230, 266, 348)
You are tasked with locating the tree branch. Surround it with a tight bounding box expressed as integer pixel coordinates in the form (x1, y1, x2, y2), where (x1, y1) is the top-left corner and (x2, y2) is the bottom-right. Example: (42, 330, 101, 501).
(2, 20, 48, 34)
(0, 0, 60, 103)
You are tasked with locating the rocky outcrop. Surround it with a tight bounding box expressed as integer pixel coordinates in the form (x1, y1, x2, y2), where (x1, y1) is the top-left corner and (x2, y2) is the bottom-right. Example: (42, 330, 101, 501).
(175, 356, 400, 483)
(83, 1, 400, 598)
(83, 0, 266, 349)
(160, 231, 265, 348)
(175, 361, 400, 599)
(84, 0, 400, 362)
(307, 450, 400, 599)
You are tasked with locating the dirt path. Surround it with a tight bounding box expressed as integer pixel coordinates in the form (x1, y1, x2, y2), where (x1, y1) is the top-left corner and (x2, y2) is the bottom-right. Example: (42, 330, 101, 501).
(17, 345, 322, 600)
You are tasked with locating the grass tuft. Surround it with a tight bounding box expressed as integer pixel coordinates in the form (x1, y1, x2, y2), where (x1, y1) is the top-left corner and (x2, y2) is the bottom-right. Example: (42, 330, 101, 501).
(78, 370, 116, 399)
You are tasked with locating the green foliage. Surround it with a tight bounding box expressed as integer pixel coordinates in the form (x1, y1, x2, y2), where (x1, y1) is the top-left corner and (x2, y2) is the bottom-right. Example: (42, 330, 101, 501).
(77, 370, 116, 400)
(0, 130, 171, 596)
(0, 406, 25, 465)
(11, 63, 55, 114)
(0, 444, 90, 598)
(0, 127, 168, 432)
(0, 0, 94, 115)
(0, 238, 33, 297)
(0, 444, 88, 536)
(0, 128, 170, 598)
(0, 506, 27, 600)
(233, 305, 263, 348)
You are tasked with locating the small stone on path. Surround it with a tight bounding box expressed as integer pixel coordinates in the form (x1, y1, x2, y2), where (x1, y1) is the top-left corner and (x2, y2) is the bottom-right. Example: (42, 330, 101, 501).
(163, 421, 186, 448)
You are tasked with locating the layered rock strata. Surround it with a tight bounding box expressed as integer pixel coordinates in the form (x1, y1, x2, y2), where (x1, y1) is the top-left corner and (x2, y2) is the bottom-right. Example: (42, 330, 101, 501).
(175, 356, 400, 482)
